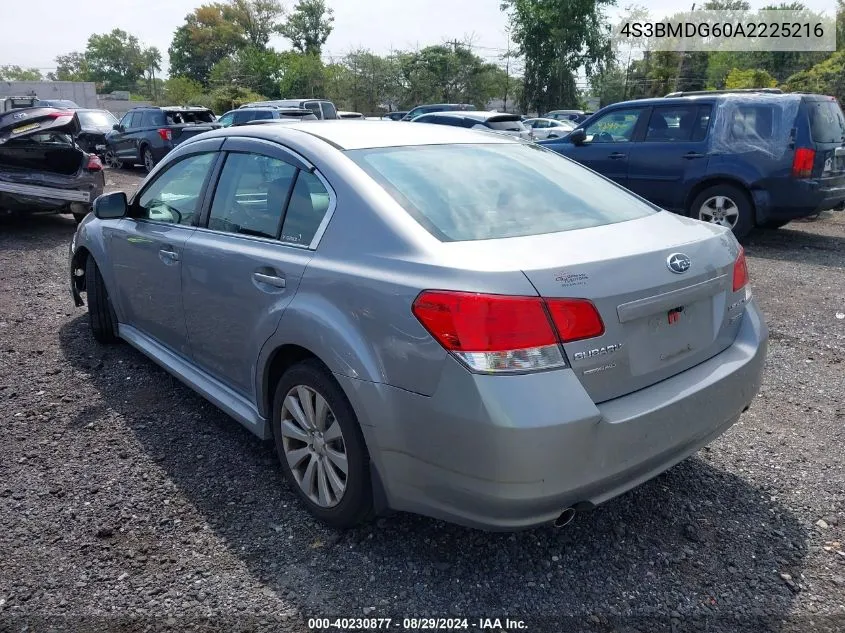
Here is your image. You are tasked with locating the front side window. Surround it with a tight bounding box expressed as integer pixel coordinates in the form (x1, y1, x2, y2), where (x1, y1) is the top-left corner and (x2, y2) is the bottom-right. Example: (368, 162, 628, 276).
(303, 102, 321, 118)
(280, 171, 331, 246)
(78, 111, 118, 128)
(135, 153, 217, 225)
(217, 112, 235, 127)
(348, 143, 655, 242)
(119, 113, 135, 129)
(584, 108, 644, 143)
(208, 153, 298, 239)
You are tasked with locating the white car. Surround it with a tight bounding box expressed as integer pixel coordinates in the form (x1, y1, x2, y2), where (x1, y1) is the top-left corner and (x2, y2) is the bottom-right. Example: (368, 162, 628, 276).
(523, 117, 576, 140)
(411, 111, 534, 141)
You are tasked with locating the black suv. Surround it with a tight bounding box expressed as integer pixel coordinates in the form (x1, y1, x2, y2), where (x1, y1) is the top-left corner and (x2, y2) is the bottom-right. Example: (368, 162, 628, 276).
(240, 99, 338, 120)
(217, 106, 317, 127)
(105, 106, 219, 172)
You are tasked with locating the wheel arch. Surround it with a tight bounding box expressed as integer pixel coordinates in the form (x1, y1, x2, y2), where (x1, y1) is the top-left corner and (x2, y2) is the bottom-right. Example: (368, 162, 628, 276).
(684, 177, 756, 221)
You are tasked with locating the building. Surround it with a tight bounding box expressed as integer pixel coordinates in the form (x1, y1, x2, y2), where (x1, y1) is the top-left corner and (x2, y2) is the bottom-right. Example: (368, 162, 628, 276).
(0, 81, 98, 108)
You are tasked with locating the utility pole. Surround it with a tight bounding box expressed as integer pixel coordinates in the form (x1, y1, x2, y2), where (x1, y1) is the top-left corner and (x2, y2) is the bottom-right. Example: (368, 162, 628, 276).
(504, 28, 511, 113)
(673, 3, 695, 93)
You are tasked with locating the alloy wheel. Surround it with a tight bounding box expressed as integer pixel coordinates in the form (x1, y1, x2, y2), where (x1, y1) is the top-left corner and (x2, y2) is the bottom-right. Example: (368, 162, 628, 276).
(699, 195, 739, 228)
(143, 149, 155, 172)
(280, 385, 348, 508)
(104, 150, 121, 169)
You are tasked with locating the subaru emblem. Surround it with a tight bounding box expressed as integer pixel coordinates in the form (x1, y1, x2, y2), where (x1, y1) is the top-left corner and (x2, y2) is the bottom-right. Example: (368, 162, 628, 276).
(666, 253, 691, 274)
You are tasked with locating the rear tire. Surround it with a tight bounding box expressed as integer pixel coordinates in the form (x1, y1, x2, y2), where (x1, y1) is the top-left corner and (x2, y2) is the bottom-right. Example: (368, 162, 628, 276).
(689, 184, 754, 240)
(85, 256, 119, 344)
(272, 359, 373, 529)
(142, 146, 156, 173)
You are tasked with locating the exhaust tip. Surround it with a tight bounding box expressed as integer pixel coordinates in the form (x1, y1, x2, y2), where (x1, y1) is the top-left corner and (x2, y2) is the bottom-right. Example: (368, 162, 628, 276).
(553, 507, 576, 528)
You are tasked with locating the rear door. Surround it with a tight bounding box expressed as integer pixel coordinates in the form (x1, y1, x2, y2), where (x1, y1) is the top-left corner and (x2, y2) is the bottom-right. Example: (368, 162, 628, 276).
(804, 96, 845, 184)
(181, 138, 333, 398)
(627, 103, 713, 211)
(556, 106, 649, 187)
(109, 147, 221, 355)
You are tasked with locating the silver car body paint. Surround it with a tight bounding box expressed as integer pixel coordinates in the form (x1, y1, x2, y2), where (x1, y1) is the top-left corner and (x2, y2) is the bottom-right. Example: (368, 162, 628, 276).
(70, 121, 768, 530)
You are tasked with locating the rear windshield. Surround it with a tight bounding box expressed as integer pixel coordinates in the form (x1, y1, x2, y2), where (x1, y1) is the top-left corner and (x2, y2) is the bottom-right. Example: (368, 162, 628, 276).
(347, 143, 656, 242)
(78, 111, 118, 127)
(806, 99, 845, 144)
(486, 118, 526, 131)
(164, 110, 215, 125)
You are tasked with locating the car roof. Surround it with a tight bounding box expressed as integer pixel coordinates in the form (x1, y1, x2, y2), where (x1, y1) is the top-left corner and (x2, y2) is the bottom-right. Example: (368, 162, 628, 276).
(236, 119, 517, 150)
(423, 111, 519, 122)
(604, 93, 805, 109)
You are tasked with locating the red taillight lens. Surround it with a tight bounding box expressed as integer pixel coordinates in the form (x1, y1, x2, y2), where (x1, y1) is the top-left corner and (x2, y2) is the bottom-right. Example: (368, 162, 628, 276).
(86, 155, 103, 171)
(545, 298, 605, 342)
(412, 290, 606, 373)
(791, 147, 815, 178)
(732, 246, 749, 292)
(47, 111, 73, 119)
(412, 290, 565, 372)
(157, 128, 172, 141)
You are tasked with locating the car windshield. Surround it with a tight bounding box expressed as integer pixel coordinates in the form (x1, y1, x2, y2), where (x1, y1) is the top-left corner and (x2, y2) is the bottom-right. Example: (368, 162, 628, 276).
(806, 99, 845, 143)
(77, 111, 118, 127)
(347, 143, 656, 242)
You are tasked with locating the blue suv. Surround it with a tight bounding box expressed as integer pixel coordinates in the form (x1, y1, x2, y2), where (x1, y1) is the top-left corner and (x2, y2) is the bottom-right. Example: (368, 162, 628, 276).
(540, 90, 845, 238)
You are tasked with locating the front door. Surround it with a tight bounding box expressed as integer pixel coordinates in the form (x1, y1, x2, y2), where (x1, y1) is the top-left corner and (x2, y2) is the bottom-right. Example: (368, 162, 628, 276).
(109, 151, 219, 356)
(558, 106, 648, 188)
(113, 112, 138, 160)
(181, 145, 333, 399)
(627, 104, 713, 211)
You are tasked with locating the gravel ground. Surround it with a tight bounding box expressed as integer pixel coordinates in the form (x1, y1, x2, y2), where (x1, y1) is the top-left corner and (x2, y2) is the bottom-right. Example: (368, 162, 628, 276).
(1, 168, 843, 633)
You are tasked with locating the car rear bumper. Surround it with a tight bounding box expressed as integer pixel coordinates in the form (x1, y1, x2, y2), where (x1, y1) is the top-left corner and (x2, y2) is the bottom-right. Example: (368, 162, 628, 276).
(755, 178, 845, 222)
(338, 299, 768, 531)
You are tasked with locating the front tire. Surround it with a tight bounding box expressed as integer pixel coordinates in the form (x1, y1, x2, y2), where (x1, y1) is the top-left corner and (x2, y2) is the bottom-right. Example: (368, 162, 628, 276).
(689, 184, 754, 240)
(85, 256, 119, 344)
(272, 359, 373, 528)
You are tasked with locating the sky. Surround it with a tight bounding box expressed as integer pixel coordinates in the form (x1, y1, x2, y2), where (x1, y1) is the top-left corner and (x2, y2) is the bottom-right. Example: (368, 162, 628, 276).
(0, 0, 838, 76)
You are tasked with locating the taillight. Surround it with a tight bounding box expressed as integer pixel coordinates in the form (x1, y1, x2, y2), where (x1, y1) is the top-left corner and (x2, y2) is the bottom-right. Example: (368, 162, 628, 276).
(157, 128, 172, 141)
(86, 155, 103, 171)
(412, 290, 605, 373)
(47, 111, 73, 119)
(732, 246, 749, 292)
(412, 291, 565, 372)
(545, 298, 605, 342)
(791, 147, 815, 178)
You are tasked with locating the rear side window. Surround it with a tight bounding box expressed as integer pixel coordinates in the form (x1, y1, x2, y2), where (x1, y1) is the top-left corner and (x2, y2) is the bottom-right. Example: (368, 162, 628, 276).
(806, 99, 845, 143)
(321, 102, 338, 119)
(303, 102, 321, 118)
(141, 111, 165, 127)
(348, 143, 656, 242)
(486, 118, 526, 132)
(645, 105, 711, 142)
(280, 172, 331, 246)
(208, 153, 297, 239)
(729, 105, 775, 140)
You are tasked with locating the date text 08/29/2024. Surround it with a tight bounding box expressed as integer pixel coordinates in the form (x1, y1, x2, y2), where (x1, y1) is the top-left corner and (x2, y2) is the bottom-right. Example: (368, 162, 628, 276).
(307, 617, 528, 630)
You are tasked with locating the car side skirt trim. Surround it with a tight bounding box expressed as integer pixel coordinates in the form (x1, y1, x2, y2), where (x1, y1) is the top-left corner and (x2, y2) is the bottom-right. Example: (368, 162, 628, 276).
(118, 324, 271, 440)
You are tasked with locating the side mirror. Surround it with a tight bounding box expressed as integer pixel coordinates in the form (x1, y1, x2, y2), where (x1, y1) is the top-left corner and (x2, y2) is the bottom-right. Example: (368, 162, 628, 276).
(94, 191, 128, 220)
(569, 128, 587, 145)
(113, 124, 122, 131)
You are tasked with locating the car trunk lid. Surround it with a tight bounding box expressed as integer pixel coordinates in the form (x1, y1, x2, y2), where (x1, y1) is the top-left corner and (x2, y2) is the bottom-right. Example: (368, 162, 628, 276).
(443, 212, 747, 403)
(0, 108, 81, 145)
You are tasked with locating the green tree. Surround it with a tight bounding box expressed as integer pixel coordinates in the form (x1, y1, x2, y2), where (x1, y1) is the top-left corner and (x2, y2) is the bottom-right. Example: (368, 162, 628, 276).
(724, 67, 778, 89)
(503, 0, 615, 114)
(281, 0, 335, 55)
(210, 47, 285, 98)
(0, 65, 42, 81)
(164, 76, 205, 104)
(784, 51, 845, 101)
(209, 84, 266, 112)
(47, 52, 90, 82)
(85, 29, 148, 92)
(169, 3, 248, 84)
(229, 0, 286, 48)
(277, 52, 326, 98)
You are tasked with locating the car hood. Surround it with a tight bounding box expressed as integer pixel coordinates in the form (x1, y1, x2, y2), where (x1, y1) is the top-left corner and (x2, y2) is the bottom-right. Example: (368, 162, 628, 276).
(0, 108, 81, 145)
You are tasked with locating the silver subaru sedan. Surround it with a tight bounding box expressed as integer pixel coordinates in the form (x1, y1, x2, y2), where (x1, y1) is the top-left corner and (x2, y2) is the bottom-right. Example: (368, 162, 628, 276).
(69, 121, 768, 531)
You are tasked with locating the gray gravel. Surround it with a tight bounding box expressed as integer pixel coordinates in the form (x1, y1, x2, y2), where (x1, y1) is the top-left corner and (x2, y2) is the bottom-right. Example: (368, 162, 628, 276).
(1, 168, 843, 632)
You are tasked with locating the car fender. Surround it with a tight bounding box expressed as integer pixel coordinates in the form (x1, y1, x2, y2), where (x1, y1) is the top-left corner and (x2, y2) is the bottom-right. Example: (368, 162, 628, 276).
(254, 290, 387, 420)
(70, 218, 125, 321)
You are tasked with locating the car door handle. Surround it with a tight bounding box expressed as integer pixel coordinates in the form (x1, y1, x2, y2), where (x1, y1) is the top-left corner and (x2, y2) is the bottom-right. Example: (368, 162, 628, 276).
(158, 248, 180, 263)
(608, 152, 627, 160)
(253, 272, 286, 288)
(683, 152, 705, 159)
